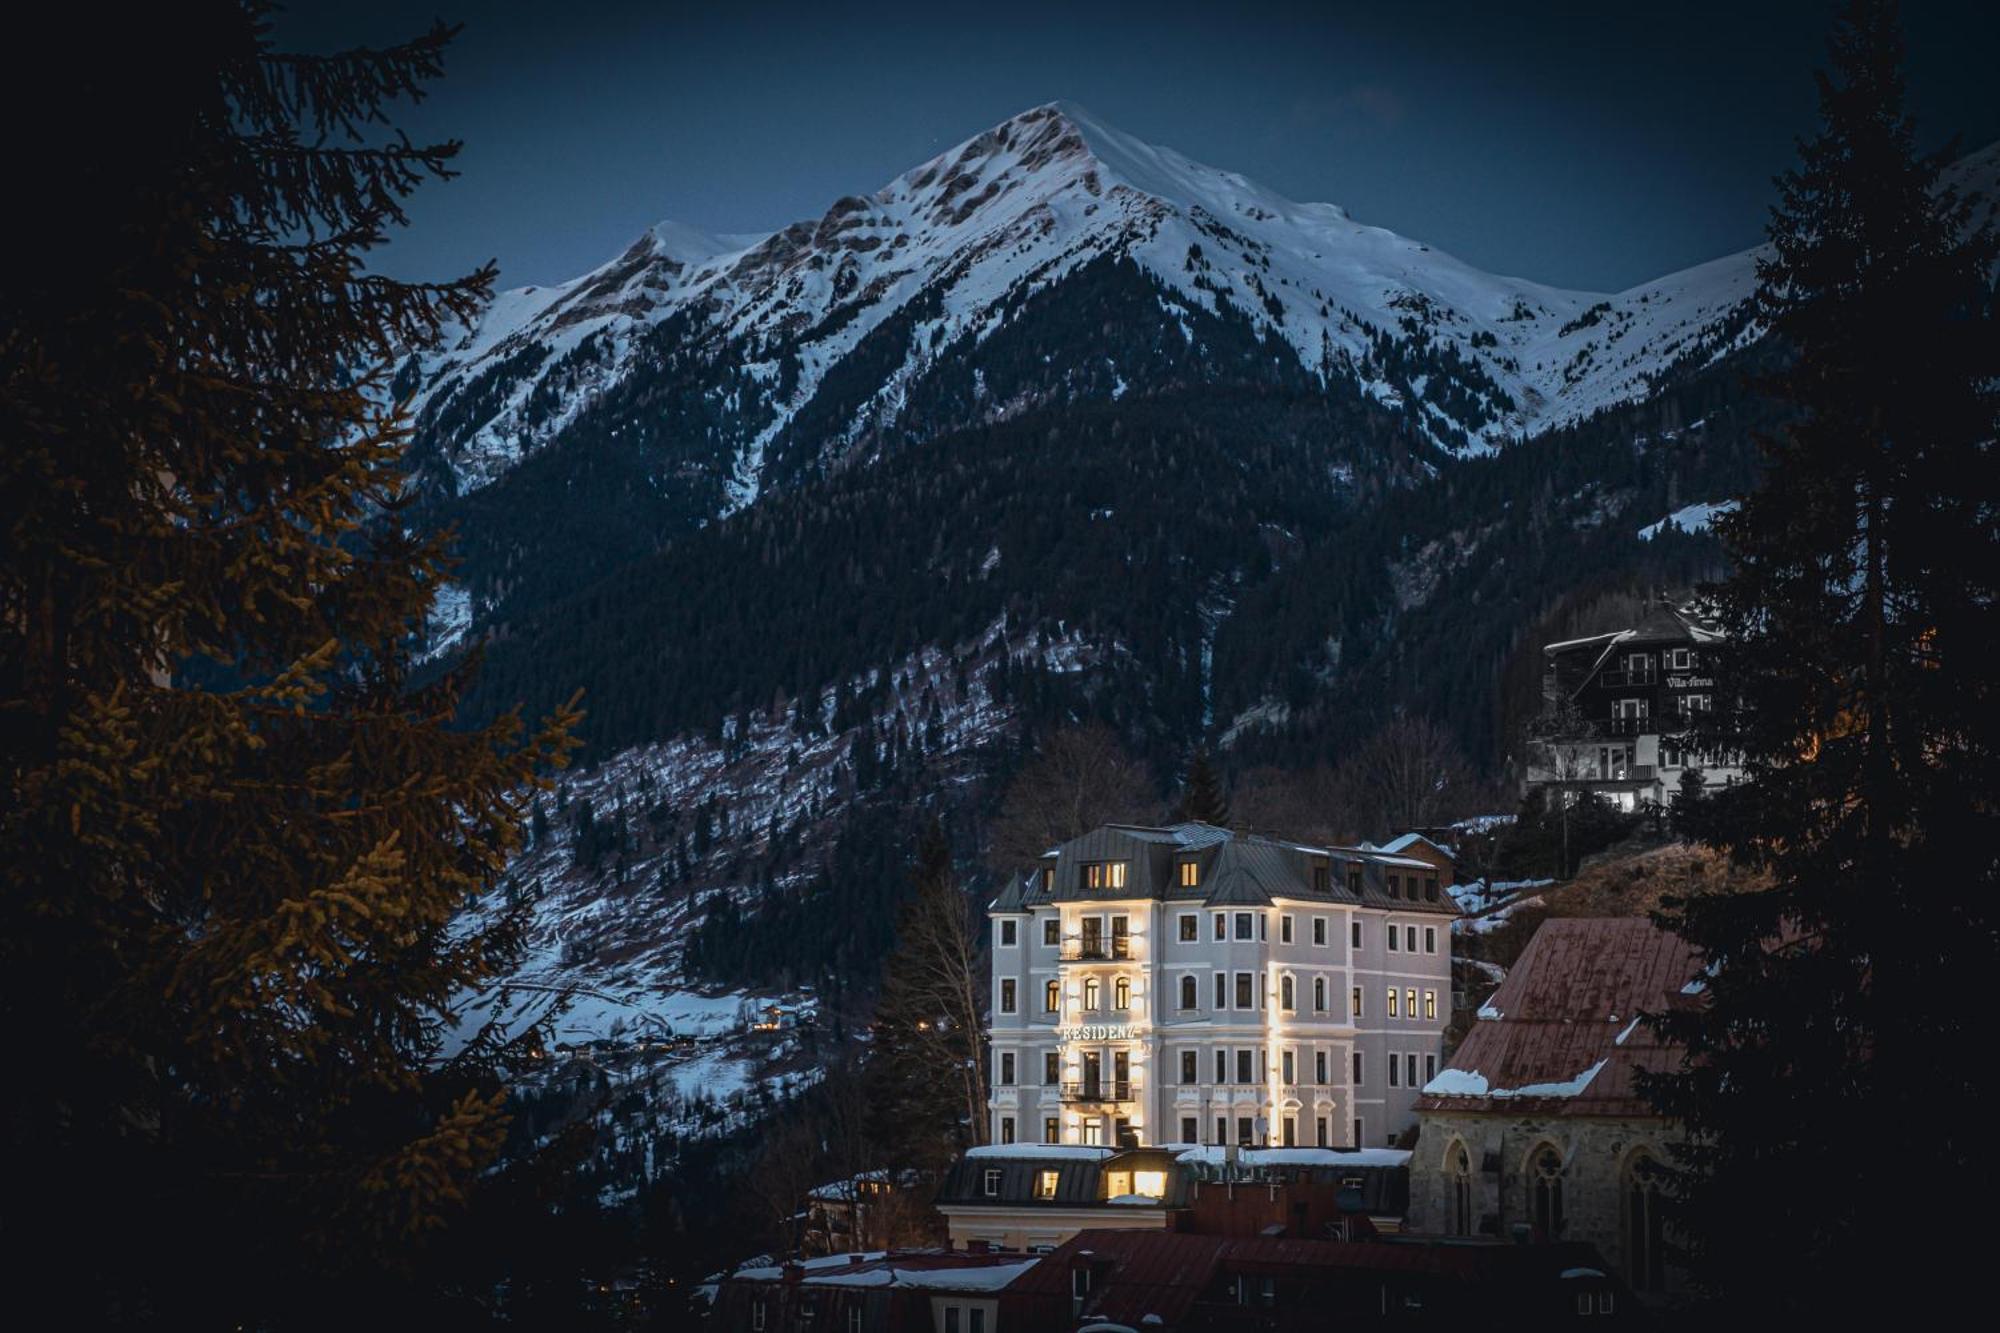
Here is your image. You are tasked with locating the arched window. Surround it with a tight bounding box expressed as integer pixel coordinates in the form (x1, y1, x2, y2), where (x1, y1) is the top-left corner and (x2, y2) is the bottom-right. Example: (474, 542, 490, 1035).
(1530, 1144, 1566, 1239)
(1083, 977, 1101, 1011)
(1179, 974, 1197, 1011)
(1450, 1142, 1474, 1236)
(1623, 1152, 1668, 1291)
(1045, 979, 1060, 1013)
(1280, 974, 1296, 1011)
(1114, 976, 1132, 1011)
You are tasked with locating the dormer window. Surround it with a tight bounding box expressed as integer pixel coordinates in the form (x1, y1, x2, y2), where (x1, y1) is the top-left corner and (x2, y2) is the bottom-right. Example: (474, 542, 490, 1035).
(983, 1169, 1002, 1197)
(1312, 861, 1330, 892)
(1034, 1169, 1058, 1199)
(1179, 859, 1200, 888)
(1347, 866, 1362, 895)
(1081, 861, 1128, 891)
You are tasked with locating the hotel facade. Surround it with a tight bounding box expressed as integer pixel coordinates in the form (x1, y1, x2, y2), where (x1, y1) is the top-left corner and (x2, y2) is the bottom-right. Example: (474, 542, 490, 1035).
(986, 822, 1456, 1152)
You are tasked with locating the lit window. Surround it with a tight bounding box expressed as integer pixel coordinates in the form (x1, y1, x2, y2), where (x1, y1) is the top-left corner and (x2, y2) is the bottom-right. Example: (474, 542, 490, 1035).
(1081, 861, 1129, 891)
(1045, 980, 1060, 1013)
(1114, 976, 1131, 1010)
(1083, 978, 1100, 1010)
(1388, 988, 1400, 1018)
(1351, 986, 1362, 1017)
(1133, 1170, 1166, 1198)
(1034, 1169, 1058, 1199)
(1424, 990, 1437, 1020)
(1405, 987, 1417, 1017)
(1179, 860, 1200, 888)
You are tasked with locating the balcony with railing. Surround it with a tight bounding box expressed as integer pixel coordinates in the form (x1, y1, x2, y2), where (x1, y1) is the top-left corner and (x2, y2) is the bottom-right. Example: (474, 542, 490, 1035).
(1059, 1079, 1134, 1105)
(1059, 939, 1133, 962)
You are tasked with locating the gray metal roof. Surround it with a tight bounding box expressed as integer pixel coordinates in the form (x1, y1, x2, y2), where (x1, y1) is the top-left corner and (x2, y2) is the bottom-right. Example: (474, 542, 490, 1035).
(938, 1146, 1191, 1208)
(1015, 822, 1457, 915)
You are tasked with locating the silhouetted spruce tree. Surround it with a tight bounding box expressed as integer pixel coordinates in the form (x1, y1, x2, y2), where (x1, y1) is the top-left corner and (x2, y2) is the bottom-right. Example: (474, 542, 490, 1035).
(1, 3, 579, 1323)
(865, 821, 987, 1180)
(1648, 0, 1998, 1311)
(1177, 749, 1231, 825)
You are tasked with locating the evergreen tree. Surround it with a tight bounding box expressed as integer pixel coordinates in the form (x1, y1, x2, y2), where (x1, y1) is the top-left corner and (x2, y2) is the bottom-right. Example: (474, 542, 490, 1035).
(864, 820, 988, 1178)
(1649, 1, 1999, 1311)
(0, 4, 579, 1321)
(1177, 748, 1231, 825)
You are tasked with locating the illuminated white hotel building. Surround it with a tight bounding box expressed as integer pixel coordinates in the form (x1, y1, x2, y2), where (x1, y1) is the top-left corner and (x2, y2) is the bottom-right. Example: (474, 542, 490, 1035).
(986, 822, 1456, 1151)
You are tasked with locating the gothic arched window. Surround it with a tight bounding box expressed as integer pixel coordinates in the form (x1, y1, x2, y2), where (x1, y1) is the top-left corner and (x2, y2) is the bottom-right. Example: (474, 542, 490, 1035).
(1530, 1144, 1566, 1239)
(1451, 1143, 1474, 1236)
(1624, 1152, 1667, 1291)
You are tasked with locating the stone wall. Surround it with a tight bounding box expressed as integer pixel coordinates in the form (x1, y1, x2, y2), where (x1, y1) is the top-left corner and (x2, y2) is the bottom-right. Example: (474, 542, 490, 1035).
(1409, 1110, 1685, 1299)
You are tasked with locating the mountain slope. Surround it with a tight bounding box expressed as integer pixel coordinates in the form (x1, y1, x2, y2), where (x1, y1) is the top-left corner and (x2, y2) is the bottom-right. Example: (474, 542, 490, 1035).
(405, 103, 1770, 511)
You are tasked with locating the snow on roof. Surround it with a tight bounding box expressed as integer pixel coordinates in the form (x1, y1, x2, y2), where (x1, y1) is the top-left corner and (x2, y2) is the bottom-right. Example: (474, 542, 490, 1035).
(1376, 832, 1453, 859)
(964, 1144, 1116, 1161)
(1419, 917, 1702, 1117)
(1174, 1146, 1411, 1169)
(739, 1253, 1040, 1292)
(1420, 1059, 1608, 1101)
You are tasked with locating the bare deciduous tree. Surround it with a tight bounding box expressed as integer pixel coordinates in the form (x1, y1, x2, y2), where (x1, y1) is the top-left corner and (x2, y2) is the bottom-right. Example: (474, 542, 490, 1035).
(1338, 716, 1476, 836)
(984, 723, 1156, 873)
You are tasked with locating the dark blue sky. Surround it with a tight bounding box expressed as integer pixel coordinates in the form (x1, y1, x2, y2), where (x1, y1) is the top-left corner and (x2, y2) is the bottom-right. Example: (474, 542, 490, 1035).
(275, 1, 1999, 294)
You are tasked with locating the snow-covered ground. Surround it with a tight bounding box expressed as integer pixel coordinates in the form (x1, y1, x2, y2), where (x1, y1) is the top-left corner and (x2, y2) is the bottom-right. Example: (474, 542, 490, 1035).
(1638, 498, 1738, 540)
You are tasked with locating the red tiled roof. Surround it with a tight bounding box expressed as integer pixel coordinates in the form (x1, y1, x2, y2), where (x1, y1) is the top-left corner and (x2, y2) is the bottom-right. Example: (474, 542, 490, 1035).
(1419, 917, 1701, 1118)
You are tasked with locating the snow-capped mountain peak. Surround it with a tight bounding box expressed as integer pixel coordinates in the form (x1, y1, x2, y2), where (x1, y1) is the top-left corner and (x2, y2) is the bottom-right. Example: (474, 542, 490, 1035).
(413, 105, 1999, 511)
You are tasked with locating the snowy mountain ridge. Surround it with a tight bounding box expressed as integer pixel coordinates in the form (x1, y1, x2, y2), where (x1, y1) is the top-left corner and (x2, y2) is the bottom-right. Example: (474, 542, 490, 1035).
(406, 101, 1809, 505)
